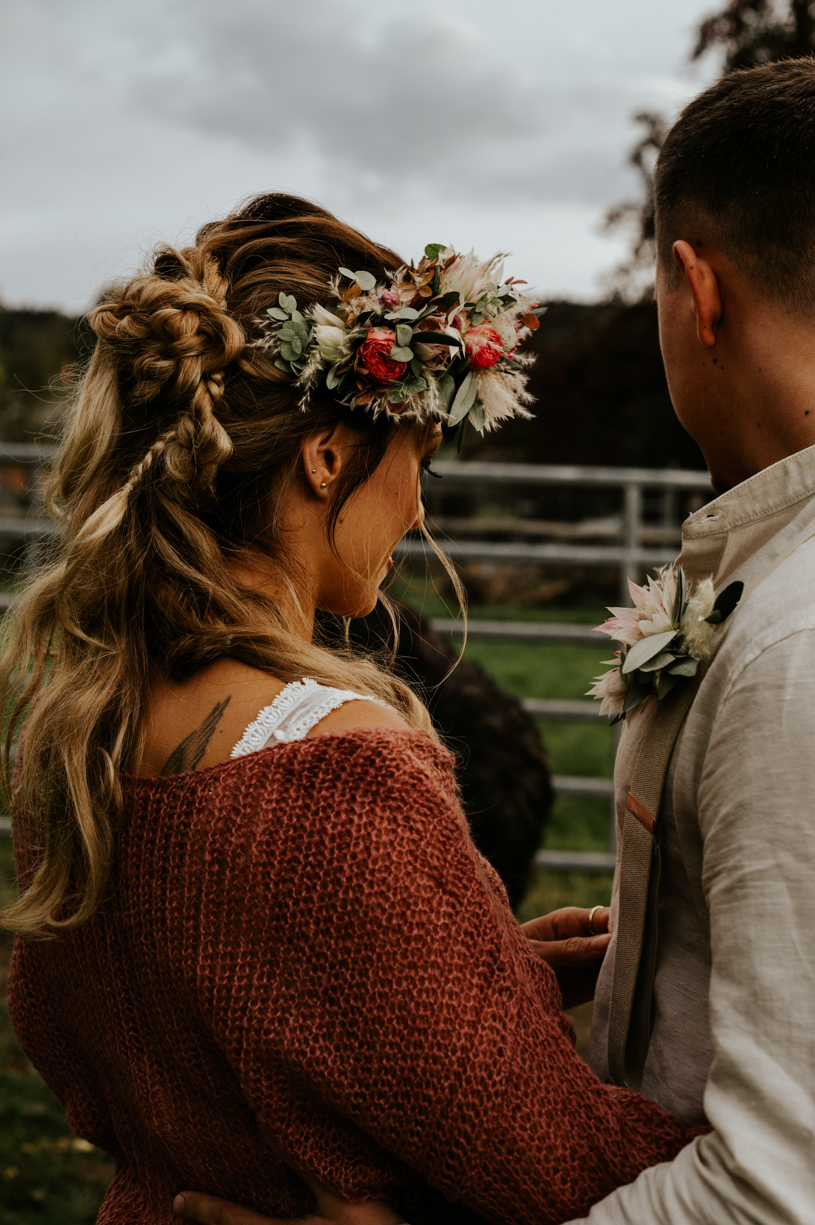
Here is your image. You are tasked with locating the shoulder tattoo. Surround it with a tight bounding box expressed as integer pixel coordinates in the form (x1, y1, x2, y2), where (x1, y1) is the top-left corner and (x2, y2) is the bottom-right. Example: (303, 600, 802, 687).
(161, 697, 232, 776)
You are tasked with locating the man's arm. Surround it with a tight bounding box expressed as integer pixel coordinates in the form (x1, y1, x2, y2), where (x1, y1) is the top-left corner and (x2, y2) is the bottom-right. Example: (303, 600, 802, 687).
(565, 630, 815, 1224)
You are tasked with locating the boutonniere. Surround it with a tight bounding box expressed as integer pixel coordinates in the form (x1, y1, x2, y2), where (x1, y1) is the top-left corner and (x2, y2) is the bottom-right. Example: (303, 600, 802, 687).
(587, 566, 743, 723)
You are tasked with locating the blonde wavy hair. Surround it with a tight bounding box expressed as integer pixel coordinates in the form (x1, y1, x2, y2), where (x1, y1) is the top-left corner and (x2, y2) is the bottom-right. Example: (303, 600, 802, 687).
(1, 193, 457, 940)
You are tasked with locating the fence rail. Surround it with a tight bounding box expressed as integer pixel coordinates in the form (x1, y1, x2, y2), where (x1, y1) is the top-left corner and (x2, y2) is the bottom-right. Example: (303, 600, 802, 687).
(0, 452, 711, 875)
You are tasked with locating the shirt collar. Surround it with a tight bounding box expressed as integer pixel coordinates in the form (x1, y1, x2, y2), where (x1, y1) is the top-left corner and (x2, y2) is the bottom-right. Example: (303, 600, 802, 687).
(683, 442, 815, 540)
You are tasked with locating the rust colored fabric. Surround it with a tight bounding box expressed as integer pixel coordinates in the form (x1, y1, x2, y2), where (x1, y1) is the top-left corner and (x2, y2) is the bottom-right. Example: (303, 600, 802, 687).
(9, 729, 696, 1224)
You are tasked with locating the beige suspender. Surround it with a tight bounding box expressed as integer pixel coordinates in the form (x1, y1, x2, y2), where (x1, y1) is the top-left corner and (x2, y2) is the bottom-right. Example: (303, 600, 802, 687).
(606, 678, 701, 1089)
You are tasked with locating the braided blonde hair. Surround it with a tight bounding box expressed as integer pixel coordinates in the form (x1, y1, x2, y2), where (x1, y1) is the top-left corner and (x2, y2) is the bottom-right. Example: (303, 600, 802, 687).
(1, 194, 448, 939)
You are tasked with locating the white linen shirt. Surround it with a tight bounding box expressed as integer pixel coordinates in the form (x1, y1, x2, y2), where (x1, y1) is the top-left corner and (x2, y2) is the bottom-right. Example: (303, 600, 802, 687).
(570, 443, 815, 1224)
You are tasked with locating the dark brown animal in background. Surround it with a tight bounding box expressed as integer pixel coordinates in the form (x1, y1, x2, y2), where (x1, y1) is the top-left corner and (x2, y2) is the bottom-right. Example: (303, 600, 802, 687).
(318, 600, 553, 909)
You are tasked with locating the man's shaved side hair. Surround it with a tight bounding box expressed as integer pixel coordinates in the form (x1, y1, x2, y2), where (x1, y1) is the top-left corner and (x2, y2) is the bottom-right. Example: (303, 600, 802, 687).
(655, 59, 815, 313)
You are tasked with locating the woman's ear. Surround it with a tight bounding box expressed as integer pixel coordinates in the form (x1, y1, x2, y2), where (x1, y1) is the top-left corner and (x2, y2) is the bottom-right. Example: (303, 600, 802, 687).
(301, 426, 346, 498)
(672, 240, 722, 347)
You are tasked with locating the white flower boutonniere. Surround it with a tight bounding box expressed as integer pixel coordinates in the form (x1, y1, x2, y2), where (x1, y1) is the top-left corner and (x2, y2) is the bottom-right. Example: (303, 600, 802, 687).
(586, 565, 743, 723)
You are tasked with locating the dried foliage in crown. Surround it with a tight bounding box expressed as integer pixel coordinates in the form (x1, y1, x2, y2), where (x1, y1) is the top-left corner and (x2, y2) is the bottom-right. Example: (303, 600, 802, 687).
(256, 243, 546, 443)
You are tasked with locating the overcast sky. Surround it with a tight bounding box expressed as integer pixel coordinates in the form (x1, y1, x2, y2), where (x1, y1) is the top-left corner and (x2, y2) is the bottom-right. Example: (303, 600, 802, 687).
(1, 0, 721, 313)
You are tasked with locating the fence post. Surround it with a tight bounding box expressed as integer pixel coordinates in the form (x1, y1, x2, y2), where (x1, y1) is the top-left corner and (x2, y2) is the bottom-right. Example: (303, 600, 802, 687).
(620, 481, 642, 606)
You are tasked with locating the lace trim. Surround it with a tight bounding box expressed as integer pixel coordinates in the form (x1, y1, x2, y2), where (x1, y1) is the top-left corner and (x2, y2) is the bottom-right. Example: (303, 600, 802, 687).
(229, 678, 388, 758)
(229, 679, 322, 759)
(273, 690, 387, 744)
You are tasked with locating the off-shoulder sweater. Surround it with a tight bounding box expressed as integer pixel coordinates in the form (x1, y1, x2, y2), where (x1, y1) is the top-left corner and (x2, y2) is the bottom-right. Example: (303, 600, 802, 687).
(9, 730, 696, 1225)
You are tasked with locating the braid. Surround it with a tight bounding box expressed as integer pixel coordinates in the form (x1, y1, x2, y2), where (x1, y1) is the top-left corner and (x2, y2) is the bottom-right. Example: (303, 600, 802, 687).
(123, 426, 177, 494)
(91, 248, 244, 501)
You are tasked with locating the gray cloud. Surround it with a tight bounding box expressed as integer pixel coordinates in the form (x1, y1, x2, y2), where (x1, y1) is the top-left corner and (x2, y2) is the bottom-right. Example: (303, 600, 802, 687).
(0, 0, 715, 307)
(130, 0, 650, 207)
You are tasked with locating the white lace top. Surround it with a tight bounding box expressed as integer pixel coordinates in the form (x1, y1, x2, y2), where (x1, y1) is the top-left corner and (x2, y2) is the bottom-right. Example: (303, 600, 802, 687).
(230, 677, 389, 759)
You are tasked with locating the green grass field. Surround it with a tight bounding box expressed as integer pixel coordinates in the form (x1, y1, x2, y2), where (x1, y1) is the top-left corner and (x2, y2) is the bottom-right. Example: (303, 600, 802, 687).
(0, 605, 615, 1221)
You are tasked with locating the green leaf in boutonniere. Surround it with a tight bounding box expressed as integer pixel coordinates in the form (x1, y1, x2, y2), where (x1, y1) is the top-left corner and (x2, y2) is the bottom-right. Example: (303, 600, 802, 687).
(622, 629, 678, 674)
(704, 580, 744, 625)
(655, 670, 680, 700)
(622, 680, 652, 713)
(667, 656, 699, 677)
(636, 650, 679, 673)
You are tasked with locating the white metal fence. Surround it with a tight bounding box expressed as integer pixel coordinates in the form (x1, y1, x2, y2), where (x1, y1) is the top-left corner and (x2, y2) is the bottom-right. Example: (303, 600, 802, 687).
(0, 447, 714, 871)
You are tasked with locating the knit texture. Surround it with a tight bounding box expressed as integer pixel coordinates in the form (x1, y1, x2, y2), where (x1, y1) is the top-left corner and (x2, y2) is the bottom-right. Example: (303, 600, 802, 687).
(10, 729, 697, 1224)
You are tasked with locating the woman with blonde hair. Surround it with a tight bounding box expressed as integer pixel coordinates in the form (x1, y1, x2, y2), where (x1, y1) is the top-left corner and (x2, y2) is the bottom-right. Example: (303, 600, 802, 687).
(5, 195, 697, 1225)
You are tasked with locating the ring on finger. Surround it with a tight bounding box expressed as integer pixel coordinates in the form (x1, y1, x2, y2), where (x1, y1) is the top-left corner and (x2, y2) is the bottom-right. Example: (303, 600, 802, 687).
(587, 905, 602, 936)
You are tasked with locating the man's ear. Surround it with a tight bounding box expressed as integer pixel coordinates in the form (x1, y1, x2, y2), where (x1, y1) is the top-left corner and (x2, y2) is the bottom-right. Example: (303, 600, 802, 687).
(673, 240, 722, 347)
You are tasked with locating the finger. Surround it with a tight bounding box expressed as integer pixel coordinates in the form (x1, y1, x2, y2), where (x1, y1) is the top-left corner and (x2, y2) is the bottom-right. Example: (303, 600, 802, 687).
(527, 932, 612, 968)
(173, 1191, 287, 1224)
(521, 906, 610, 943)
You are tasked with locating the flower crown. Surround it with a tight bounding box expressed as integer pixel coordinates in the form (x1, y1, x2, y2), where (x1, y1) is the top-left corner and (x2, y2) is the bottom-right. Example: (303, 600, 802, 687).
(256, 244, 546, 438)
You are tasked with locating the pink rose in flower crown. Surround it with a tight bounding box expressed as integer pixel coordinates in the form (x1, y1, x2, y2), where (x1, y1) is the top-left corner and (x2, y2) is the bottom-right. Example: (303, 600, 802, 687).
(464, 324, 503, 370)
(357, 328, 407, 382)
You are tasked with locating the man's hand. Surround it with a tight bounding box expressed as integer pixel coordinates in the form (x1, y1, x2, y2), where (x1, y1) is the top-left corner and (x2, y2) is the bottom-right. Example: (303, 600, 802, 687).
(521, 905, 611, 1008)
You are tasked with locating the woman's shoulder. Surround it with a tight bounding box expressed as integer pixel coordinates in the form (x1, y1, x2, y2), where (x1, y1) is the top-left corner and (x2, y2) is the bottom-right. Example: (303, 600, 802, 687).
(130, 723, 454, 797)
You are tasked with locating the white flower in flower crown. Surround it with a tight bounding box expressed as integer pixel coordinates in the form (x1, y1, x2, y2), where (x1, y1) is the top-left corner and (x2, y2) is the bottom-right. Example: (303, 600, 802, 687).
(441, 248, 506, 305)
(586, 652, 629, 719)
(312, 304, 349, 364)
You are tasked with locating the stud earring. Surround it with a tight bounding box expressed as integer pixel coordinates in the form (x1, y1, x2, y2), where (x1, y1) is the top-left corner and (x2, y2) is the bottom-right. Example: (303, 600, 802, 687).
(311, 468, 317, 474)
(320, 482, 327, 489)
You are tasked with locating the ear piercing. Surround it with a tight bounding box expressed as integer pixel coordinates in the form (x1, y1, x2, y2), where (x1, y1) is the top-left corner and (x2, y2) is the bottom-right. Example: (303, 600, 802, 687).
(320, 482, 327, 489)
(311, 468, 317, 473)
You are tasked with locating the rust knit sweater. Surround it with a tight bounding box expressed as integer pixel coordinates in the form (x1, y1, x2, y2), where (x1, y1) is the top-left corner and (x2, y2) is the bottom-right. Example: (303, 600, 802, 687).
(10, 729, 696, 1224)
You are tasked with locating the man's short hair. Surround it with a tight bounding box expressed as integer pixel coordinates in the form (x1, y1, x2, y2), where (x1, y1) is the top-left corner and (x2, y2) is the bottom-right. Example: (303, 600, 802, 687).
(655, 59, 815, 311)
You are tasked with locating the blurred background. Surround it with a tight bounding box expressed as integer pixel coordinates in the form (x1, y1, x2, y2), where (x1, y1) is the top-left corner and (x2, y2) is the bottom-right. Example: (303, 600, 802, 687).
(2, 2, 812, 1220)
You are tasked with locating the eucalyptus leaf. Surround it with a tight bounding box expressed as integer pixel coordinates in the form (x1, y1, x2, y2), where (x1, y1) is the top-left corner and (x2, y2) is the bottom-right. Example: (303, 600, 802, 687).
(266, 307, 289, 321)
(435, 373, 457, 415)
(531, 305, 549, 317)
(388, 385, 407, 403)
(448, 372, 477, 426)
(424, 242, 447, 260)
(410, 355, 423, 377)
(404, 375, 428, 394)
(668, 656, 698, 677)
(290, 337, 302, 357)
(637, 650, 679, 674)
(389, 345, 414, 362)
(279, 292, 297, 313)
(291, 309, 306, 325)
(438, 290, 461, 310)
(468, 398, 486, 433)
(338, 267, 356, 281)
(354, 270, 376, 292)
(274, 358, 290, 373)
(622, 629, 678, 674)
(396, 324, 413, 347)
(280, 342, 296, 362)
(326, 365, 341, 390)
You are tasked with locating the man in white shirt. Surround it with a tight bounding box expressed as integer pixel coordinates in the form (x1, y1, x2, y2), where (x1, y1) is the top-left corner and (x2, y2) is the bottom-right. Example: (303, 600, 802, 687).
(173, 57, 815, 1225)
(583, 57, 815, 1222)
